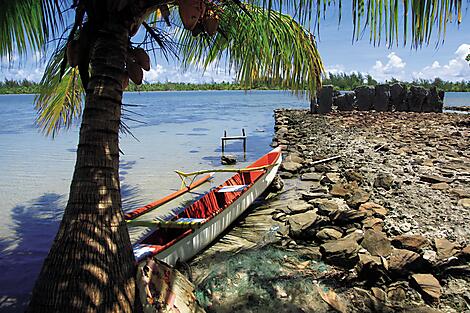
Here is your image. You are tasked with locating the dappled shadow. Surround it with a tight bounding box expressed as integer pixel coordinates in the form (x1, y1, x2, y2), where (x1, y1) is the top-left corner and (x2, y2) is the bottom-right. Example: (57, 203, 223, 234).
(121, 184, 147, 214)
(120, 158, 148, 213)
(0, 193, 64, 313)
(0, 157, 147, 312)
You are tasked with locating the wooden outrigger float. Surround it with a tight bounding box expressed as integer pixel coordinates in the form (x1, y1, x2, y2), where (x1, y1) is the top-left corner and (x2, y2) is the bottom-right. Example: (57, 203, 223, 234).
(124, 173, 214, 220)
(131, 147, 282, 265)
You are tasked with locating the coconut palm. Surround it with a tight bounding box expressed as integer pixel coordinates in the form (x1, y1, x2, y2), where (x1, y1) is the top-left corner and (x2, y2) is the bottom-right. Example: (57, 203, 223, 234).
(0, 1, 466, 312)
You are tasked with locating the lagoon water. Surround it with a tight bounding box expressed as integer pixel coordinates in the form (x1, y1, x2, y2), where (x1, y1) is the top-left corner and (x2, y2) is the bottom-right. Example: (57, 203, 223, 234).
(0, 90, 307, 311)
(0, 90, 468, 311)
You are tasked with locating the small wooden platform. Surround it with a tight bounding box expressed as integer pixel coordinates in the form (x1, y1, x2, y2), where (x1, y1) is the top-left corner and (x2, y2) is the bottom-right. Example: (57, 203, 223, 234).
(221, 129, 246, 155)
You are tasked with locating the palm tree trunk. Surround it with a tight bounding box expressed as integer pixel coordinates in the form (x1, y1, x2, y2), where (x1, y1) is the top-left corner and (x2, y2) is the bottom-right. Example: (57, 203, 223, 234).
(27, 22, 137, 313)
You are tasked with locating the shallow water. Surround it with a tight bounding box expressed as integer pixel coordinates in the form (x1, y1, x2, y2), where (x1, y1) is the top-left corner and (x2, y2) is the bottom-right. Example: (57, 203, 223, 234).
(444, 92, 470, 107)
(0, 90, 307, 311)
(0, 90, 468, 311)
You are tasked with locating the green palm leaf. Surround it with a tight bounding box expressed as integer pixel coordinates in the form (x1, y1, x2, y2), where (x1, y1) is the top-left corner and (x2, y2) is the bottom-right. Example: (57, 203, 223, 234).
(177, 5, 324, 96)
(248, 0, 467, 47)
(35, 43, 83, 137)
(0, 0, 63, 58)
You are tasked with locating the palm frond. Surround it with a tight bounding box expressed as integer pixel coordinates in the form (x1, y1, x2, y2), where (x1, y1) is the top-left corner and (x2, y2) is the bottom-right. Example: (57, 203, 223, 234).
(247, 0, 468, 47)
(351, 0, 468, 47)
(35, 43, 83, 138)
(177, 4, 324, 97)
(0, 0, 63, 58)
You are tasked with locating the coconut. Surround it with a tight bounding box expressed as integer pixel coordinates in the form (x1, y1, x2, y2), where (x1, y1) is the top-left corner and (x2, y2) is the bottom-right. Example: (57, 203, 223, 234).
(67, 40, 80, 67)
(122, 73, 130, 90)
(179, 0, 206, 31)
(133, 48, 150, 71)
(191, 21, 204, 37)
(203, 10, 220, 36)
(127, 60, 143, 85)
(159, 4, 171, 26)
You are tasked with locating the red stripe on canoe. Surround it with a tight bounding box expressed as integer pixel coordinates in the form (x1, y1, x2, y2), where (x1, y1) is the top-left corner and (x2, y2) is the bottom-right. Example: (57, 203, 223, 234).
(124, 173, 213, 220)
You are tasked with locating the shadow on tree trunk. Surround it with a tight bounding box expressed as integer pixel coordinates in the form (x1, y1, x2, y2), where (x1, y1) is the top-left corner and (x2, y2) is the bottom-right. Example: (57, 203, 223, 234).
(26, 22, 142, 312)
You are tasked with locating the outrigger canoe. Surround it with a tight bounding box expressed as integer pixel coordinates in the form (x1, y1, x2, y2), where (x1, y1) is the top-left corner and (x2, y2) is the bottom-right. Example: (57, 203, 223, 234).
(124, 173, 214, 221)
(132, 147, 282, 265)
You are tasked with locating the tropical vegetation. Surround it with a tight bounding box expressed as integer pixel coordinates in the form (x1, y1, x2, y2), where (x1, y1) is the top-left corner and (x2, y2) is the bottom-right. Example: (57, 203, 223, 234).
(0, 0, 467, 312)
(2, 75, 470, 94)
(322, 73, 470, 92)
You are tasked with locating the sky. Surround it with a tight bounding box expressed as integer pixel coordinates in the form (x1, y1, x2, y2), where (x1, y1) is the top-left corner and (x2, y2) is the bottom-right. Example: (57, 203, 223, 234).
(0, 2, 469, 84)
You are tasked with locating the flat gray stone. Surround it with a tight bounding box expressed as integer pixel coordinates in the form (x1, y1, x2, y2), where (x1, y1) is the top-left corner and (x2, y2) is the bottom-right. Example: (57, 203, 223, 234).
(411, 274, 441, 302)
(420, 174, 453, 184)
(287, 201, 314, 214)
(361, 230, 392, 257)
(281, 161, 303, 173)
(316, 228, 343, 242)
(301, 191, 331, 200)
(300, 172, 323, 181)
(331, 210, 368, 225)
(288, 211, 318, 237)
(389, 248, 422, 274)
(391, 235, 429, 252)
(310, 199, 339, 215)
(321, 238, 360, 266)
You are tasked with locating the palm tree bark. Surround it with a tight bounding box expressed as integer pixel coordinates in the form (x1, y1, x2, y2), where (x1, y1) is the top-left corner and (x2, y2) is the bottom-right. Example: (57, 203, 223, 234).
(27, 22, 137, 313)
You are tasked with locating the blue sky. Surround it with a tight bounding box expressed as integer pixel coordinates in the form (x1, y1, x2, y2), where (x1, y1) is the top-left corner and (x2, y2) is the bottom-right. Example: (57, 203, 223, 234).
(316, 2, 470, 82)
(1, 3, 469, 83)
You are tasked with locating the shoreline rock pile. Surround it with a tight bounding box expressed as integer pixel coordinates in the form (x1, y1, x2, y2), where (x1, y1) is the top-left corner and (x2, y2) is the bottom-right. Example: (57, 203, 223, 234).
(270, 109, 470, 312)
(311, 84, 445, 114)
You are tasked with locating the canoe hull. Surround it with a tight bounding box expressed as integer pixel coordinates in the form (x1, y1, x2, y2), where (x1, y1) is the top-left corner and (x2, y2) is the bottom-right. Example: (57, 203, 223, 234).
(154, 150, 281, 266)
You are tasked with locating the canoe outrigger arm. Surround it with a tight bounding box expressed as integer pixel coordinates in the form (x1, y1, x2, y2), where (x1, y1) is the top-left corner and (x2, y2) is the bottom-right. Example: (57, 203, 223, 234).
(175, 164, 276, 189)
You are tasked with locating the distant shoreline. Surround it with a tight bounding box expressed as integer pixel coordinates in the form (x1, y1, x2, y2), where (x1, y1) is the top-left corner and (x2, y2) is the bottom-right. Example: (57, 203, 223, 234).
(0, 86, 279, 95)
(0, 82, 282, 95)
(1, 74, 470, 95)
(1, 87, 470, 96)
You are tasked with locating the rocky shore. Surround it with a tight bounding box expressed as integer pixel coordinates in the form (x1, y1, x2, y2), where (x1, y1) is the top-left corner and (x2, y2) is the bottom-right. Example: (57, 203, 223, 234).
(190, 110, 470, 313)
(270, 110, 470, 312)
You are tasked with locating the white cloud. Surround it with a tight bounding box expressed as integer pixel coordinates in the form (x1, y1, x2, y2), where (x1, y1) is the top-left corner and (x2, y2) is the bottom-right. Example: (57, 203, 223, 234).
(0, 62, 235, 84)
(144, 63, 235, 84)
(412, 43, 470, 81)
(324, 65, 368, 82)
(0, 67, 45, 82)
(370, 52, 407, 81)
(325, 53, 408, 82)
(324, 64, 346, 75)
(1, 51, 46, 82)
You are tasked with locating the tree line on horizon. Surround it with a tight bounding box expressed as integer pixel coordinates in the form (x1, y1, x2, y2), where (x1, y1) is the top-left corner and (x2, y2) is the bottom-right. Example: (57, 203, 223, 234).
(322, 72, 470, 92)
(1, 74, 469, 94)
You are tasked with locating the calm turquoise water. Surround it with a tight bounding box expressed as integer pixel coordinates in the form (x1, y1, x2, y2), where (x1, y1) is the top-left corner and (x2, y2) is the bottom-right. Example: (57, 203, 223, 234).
(0, 90, 308, 311)
(444, 91, 470, 108)
(0, 90, 468, 311)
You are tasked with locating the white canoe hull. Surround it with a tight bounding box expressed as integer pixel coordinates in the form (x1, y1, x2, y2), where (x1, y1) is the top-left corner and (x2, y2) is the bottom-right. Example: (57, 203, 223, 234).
(155, 152, 282, 266)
